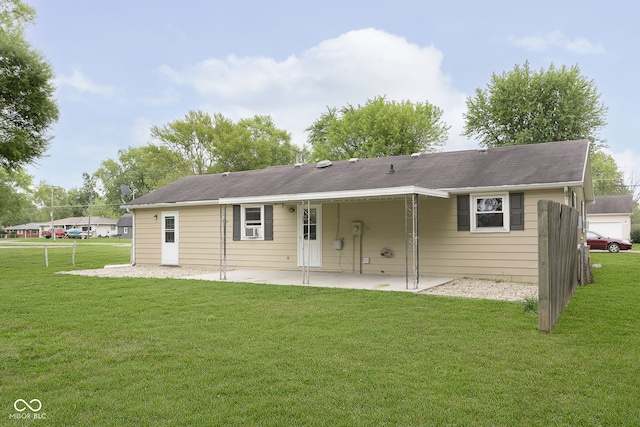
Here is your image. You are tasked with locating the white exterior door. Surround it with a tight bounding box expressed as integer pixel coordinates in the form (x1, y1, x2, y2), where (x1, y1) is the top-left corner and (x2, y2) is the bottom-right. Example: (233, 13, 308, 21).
(298, 204, 322, 267)
(161, 212, 179, 266)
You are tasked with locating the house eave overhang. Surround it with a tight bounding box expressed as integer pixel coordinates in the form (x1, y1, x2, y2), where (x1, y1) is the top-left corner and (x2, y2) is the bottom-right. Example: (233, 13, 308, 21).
(122, 199, 220, 210)
(443, 181, 587, 195)
(219, 186, 449, 205)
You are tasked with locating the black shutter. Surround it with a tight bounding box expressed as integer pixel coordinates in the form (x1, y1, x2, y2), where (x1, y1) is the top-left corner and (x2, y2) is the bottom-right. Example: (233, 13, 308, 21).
(232, 205, 241, 241)
(264, 205, 273, 241)
(510, 193, 524, 230)
(457, 195, 470, 231)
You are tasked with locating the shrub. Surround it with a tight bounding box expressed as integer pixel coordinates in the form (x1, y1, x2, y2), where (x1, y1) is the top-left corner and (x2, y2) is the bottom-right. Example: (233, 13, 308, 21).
(631, 228, 640, 244)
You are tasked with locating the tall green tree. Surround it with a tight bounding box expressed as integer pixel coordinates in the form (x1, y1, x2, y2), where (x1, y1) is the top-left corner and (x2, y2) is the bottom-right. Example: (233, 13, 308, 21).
(590, 150, 627, 196)
(463, 62, 607, 149)
(211, 115, 296, 173)
(94, 145, 190, 212)
(0, 0, 58, 170)
(31, 181, 72, 222)
(150, 110, 296, 174)
(306, 96, 449, 161)
(0, 167, 33, 225)
(150, 110, 216, 175)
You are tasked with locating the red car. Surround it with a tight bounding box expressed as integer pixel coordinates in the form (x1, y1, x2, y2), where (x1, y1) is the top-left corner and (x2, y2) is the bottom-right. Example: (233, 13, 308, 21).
(42, 228, 67, 239)
(586, 230, 632, 253)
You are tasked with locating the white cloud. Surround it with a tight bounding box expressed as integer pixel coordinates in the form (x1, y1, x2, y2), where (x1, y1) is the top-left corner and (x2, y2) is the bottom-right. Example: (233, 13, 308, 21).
(55, 68, 122, 97)
(160, 28, 471, 150)
(509, 31, 605, 55)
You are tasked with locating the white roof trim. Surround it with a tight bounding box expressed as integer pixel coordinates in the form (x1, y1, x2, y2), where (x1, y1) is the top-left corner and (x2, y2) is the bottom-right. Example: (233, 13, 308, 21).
(220, 186, 449, 204)
(123, 199, 220, 210)
(443, 181, 586, 194)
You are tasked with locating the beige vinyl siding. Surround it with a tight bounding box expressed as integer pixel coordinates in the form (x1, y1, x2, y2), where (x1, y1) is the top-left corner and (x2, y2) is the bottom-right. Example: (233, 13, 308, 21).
(320, 189, 565, 283)
(419, 189, 564, 283)
(133, 188, 572, 283)
(134, 204, 298, 269)
(133, 206, 219, 266)
(133, 208, 162, 265)
(178, 206, 219, 267)
(224, 204, 298, 270)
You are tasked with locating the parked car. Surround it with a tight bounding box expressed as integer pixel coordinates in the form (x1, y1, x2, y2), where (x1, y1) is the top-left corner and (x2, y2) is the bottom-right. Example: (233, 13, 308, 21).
(66, 229, 92, 239)
(42, 228, 67, 239)
(586, 230, 632, 253)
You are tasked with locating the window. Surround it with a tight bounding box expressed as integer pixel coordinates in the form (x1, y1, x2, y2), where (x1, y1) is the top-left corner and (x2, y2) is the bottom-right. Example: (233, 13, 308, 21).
(164, 216, 176, 242)
(458, 193, 524, 232)
(232, 205, 274, 241)
(474, 195, 507, 230)
(243, 205, 263, 239)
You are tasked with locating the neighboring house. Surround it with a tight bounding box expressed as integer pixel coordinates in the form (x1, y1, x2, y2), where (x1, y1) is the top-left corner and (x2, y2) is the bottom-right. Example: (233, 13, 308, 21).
(124, 140, 594, 285)
(116, 213, 133, 238)
(586, 194, 633, 241)
(42, 216, 118, 238)
(3, 223, 42, 238)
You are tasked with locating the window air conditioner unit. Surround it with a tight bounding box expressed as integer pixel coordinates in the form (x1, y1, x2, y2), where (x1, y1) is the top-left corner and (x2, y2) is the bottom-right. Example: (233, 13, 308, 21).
(245, 227, 260, 238)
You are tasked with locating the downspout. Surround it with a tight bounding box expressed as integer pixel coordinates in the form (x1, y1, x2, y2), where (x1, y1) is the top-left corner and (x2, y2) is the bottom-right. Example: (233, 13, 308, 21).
(563, 186, 569, 205)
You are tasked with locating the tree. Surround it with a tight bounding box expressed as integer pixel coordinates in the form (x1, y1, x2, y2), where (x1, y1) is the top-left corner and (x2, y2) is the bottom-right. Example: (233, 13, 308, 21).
(590, 150, 627, 196)
(31, 181, 72, 222)
(463, 62, 607, 149)
(211, 115, 296, 173)
(94, 145, 190, 212)
(150, 110, 217, 175)
(150, 110, 297, 174)
(306, 96, 449, 161)
(0, 0, 58, 170)
(0, 167, 33, 225)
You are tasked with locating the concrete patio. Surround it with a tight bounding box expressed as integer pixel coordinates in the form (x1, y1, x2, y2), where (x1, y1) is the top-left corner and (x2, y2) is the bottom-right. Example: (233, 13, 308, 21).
(186, 269, 453, 293)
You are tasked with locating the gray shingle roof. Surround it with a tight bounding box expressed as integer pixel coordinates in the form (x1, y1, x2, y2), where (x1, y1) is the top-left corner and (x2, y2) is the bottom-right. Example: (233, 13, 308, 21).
(116, 213, 133, 227)
(587, 194, 634, 215)
(126, 140, 590, 206)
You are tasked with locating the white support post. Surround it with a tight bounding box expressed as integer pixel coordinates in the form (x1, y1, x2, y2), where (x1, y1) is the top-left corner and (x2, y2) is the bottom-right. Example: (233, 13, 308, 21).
(405, 194, 419, 290)
(301, 200, 310, 284)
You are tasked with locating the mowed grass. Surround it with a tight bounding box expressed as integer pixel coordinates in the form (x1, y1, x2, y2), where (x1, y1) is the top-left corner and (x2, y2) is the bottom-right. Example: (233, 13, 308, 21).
(1, 243, 639, 426)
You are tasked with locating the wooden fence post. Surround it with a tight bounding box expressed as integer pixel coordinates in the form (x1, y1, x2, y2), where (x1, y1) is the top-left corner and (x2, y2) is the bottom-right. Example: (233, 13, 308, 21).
(538, 200, 550, 332)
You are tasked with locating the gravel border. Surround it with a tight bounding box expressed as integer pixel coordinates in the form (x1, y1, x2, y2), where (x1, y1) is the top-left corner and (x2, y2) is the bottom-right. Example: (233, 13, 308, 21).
(421, 278, 538, 301)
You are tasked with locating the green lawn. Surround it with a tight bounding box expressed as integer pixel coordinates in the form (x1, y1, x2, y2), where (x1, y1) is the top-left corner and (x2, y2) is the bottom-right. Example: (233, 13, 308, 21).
(1, 244, 639, 426)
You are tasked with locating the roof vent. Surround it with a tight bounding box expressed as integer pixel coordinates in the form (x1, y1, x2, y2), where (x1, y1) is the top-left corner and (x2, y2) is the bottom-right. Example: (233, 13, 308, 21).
(294, 162, 304, 168)
(222, 171, 231, 177)
(349, 158, 359, 163)
(410, 152, 421, 158)
(477, 148, 488, 153)
(386, 164, 396, 175)
(316, 159, 333, 169)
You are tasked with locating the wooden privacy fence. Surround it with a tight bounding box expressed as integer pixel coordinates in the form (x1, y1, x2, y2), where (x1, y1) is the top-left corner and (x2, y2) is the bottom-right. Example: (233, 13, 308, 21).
(538, 200, 580, 332)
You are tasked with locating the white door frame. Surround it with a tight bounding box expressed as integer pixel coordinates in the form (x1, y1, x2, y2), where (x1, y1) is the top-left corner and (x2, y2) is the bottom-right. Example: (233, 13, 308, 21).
(161, 211, 179, 266)
(297, 204, 322, 267)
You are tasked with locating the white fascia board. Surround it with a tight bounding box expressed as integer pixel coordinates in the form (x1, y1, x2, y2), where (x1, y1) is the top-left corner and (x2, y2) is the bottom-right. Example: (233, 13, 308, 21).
(443, 181, 585, 195)
(219, 186, 449, 205)
(122, 199, 220, 210)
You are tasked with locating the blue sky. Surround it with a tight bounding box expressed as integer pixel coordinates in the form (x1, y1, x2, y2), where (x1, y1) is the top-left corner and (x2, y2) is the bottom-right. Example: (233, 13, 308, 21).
(24, 0, 640, 192)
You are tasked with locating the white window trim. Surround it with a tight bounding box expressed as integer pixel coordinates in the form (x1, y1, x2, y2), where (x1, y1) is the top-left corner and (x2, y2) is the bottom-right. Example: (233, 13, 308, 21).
(241, 205, 265, 241)
(471, 193, 510, 233)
